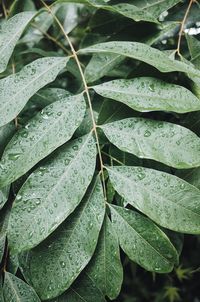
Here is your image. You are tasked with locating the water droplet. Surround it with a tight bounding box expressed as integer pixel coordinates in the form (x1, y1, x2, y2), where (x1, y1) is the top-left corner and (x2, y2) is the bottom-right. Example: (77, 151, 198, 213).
(144, 130, 151, 137)
(16, 194, 22, 201)
(180, 183, 185, 189)
(60, 261, 66, 268)
(149, 84, 155, 92)
(8, 153, 21, 161)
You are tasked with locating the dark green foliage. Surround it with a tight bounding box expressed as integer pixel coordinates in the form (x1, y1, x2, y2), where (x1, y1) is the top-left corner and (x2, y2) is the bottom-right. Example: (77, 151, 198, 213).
(0, 0, 200, 301)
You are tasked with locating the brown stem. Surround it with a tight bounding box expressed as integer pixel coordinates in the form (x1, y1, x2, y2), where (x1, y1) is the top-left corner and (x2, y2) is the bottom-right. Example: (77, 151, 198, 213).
(176, 0, 197, 56)
(40, 0, 107, 201)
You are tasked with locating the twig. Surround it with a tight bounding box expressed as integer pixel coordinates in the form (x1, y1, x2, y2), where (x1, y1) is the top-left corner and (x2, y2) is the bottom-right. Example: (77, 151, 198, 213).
(176, 0, 197, 56)
(40, 0, 107, 202)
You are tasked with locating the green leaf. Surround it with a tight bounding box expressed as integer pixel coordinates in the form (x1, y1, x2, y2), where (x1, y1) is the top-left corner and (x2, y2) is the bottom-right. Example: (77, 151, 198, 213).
(186, 34, 200, 68)
(107, 166, 200, 234)
(84, 22, 179, 83)
(48, 272, 106, 302)
(0, 94, 85, 187)
(0, 124, 15, 156)
(56, 0, 181, 23)
(134, 0, 181, 18)
(176, 167, 200, 190)
(20, 176, 105, 300)
(29, 88, 71, 109)
(0, 233, 6, 264)
(8, 134, 96, 253)
(110, 205, 178, 273)
(56, 0, 158, 22)
(101, 118, 200, 169)
(85, 53, 124, 83)
(86, 215, 123, 299)
(93, 77, 200, 113)
(0, 186, 9, 210)
(3, 272, 40, 302)
(9, 0, 36, 16)
(0, 123, 15, 209)
(78, 41, 200, 77)
(0, 57, 68, 127)
(0, 12, 35, 73)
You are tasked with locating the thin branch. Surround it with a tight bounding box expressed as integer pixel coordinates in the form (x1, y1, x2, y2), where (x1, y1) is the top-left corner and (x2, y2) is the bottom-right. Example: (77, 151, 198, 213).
(31, 23, 71, 55)
(176, 0, 197, 56)
(2, 0, 8, 19)
(101, 151, 124, 166)
(11, 61, 19, 128)
(40, 0, 107, 201)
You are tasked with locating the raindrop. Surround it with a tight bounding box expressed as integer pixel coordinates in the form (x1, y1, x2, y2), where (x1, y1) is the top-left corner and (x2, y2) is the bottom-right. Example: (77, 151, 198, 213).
(144, 130, 151, 137)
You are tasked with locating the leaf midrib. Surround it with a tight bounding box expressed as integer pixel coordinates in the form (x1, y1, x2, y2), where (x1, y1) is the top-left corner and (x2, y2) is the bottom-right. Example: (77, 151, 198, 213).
(1, 58, 67, 114)
(94, 85, 197, 105)
(109, 168, 200, 219)
(111, 206, 174, 266)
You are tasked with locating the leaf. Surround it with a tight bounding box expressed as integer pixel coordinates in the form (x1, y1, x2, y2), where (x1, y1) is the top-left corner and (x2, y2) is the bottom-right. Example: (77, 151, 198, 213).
(3, 272, 40, 302)
(0, 11, 35, 73)
(0, 233, 6, 264)
(48, 273, 106, 302)
(134, 0, 181, 18)
(186, 34, 200, 68)
(107, 166, 200, 234)
(9, 0, 36, 16)
(101, 118, 200, 169)
(0, 124, 15, 157)
(0, 94, 85, 187)
(85, 53, 124, 83)
(61, 3, 83, 34)
(86, 215, 123, 299)
(56, 0, 157, 22)
(56, 0, 181, 23)
(93, 77, 200, 113)
(29, 87, 71, 109)
(8, 134, 97, 253)
(0, 123, 15, 209)
(110, 205, 178, 273)
(19, 176, 105, 300)
(84, 22, 179, 83)
(0, 186, 10, 210)
(78, 41, 200, 77)
(0, 57, 68, 127)
(176, 167, 200, 190)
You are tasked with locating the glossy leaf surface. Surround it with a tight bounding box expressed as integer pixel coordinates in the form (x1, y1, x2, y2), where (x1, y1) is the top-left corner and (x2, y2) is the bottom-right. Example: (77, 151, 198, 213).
(3, 272, 40, 302)
(93, 77, 200, 113)
(0, 57, 68, 127)
(0, 94, 85, 187)
(8, 134, 96, 253)
(79, 41, 200, 77)
(86, 215, 123, 299)
(20, 177, 105, 300)
(0, 12, 35, 73)
(101, 118, 200, 169)
(108, 166, 200, 234)
(110, 205, 178, 273)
